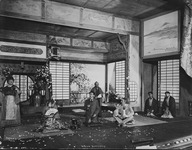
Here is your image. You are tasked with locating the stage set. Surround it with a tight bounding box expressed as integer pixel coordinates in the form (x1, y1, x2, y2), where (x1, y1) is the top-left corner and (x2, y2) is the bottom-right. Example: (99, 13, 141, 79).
(0, 0, 192, 149)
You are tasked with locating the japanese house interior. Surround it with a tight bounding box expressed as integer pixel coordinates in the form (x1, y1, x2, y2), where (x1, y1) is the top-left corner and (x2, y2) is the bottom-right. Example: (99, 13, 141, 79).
(0, 0, 192, 149)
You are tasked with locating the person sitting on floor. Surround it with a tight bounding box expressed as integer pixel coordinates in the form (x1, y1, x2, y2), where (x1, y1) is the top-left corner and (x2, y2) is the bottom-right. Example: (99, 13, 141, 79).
(161, 91, 176, 119)
(113, 96, 135, 127)
(34, 100, 67, 132)
(84, 92, 94, 125)
(144, 92, 158, 117)
(84, 92, 102, 126)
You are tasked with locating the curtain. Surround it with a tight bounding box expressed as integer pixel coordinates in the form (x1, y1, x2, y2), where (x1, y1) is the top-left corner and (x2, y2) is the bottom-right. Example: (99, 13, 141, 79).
(181, 2, 192, 77)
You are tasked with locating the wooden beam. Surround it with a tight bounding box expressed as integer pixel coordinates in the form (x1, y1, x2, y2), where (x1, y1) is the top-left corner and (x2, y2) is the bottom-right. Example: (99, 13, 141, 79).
(0, 16, 115, 41)
(0, 29, 46, 44)
(52, 44, 108, 53)
(0, 56, 47, 62)
(129, 0, 166, 7)
(0, 0, 140, 35)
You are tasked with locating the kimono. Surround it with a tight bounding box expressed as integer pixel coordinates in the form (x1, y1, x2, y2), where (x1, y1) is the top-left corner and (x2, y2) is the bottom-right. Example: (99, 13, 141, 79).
(90, 86, 103, 119)
(1, 85, 21, 126)
(144, 97, 158, 116)
(34, 102, 67, 132)
(162, 96, 176, 118)
(84, 96, 101, 124)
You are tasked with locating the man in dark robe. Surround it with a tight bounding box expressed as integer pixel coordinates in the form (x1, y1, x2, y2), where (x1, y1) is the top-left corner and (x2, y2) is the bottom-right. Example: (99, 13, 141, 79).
(84, 92, 94, 125)
(144, 92, 158, 116)
(90, 81, 103, 123)
(161, 91, 176, 118)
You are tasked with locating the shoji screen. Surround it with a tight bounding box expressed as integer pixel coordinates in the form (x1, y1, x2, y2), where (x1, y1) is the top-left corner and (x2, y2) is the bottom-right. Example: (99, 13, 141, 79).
(158, 59, 179, 107)
(115, 60, 125, 97)
(49, 61, 70, 100)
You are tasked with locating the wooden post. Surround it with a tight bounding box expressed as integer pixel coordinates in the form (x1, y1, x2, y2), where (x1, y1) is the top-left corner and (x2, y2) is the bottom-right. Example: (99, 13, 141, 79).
(117, 34, 130, 103)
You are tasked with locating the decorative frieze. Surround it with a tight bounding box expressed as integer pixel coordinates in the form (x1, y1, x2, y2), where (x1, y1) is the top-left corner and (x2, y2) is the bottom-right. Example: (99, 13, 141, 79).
(48, 36, 70, 46)
(0, 45, 43, 55)
(0, 41, 46, 59)
(72, 39, 92, 48)
(93, 41, 107, 50)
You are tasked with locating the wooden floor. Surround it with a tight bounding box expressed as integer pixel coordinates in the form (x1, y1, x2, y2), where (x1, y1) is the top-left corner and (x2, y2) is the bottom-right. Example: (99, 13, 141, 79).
(1, 107, 192, 149)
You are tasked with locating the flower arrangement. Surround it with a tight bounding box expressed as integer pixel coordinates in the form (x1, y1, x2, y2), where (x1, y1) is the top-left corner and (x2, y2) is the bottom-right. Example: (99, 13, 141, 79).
(34, 64, 52, 89)
(2, 67, 13, 78)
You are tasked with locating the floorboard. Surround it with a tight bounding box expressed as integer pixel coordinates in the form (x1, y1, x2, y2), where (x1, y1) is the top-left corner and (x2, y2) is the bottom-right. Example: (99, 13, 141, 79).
(0, 107, 192, 149)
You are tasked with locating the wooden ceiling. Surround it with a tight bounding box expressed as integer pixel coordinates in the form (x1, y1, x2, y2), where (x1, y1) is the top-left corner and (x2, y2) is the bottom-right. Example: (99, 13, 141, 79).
(50, 0, 184, 19)
(1, 0, 185, 42)
(47, 0, 185, 41)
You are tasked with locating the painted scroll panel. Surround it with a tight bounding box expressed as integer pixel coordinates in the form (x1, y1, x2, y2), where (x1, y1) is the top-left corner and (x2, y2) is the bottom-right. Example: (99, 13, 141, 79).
(46, 2, 80, 23)
(0, 42, 46, 59)
(144, 11, 179, 57)
(48, 36, 71, 46)
(72, 39, 92, 48)
(82, 9, 113, 28)
(0, 0, 41, 17)
(70, 63, 105, 93)
(93, 41, 107, 50)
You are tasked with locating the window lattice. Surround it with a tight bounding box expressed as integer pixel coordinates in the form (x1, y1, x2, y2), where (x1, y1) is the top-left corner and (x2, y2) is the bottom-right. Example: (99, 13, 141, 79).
(129, 81, 138, 101)
(115, 60, 137, 102)
(158, 59, 180, 107)
(115, 60, 125, 97)
(50, 61, 70, 100)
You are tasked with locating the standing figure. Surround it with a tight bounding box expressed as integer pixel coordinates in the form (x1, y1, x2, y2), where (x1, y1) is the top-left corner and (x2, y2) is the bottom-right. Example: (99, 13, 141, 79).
(161, 91, 176, 118)
(0, 76, 21, 126)
(113, 97, 135, 127)
(32, 80, 44, 107)
(90, 81, 103, 123)
(144, 92, 158, 117)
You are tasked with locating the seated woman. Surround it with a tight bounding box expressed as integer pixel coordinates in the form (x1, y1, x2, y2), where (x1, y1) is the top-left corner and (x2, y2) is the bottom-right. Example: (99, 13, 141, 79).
(35, 100, 67, 132)
(84, 92, 92, 125)
(113, 96, 135, 127)
(144, 92, 158, 117)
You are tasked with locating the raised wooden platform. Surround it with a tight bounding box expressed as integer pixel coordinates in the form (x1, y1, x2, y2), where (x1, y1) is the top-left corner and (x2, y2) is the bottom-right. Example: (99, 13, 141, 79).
(1, 107, 192, 149)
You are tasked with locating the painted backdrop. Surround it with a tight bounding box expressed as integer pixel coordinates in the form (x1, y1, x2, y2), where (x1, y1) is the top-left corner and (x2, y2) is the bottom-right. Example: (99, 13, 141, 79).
(144, 11, 179, 58)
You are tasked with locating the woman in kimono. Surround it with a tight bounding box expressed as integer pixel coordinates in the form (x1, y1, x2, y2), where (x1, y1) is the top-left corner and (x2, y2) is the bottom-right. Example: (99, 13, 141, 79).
(34, 100, 68, 132)
(0, 76, 21, 126)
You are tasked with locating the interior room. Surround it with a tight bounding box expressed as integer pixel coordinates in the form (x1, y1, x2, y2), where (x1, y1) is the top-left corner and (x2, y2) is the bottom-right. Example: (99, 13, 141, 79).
(0, 0, 192, 149)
